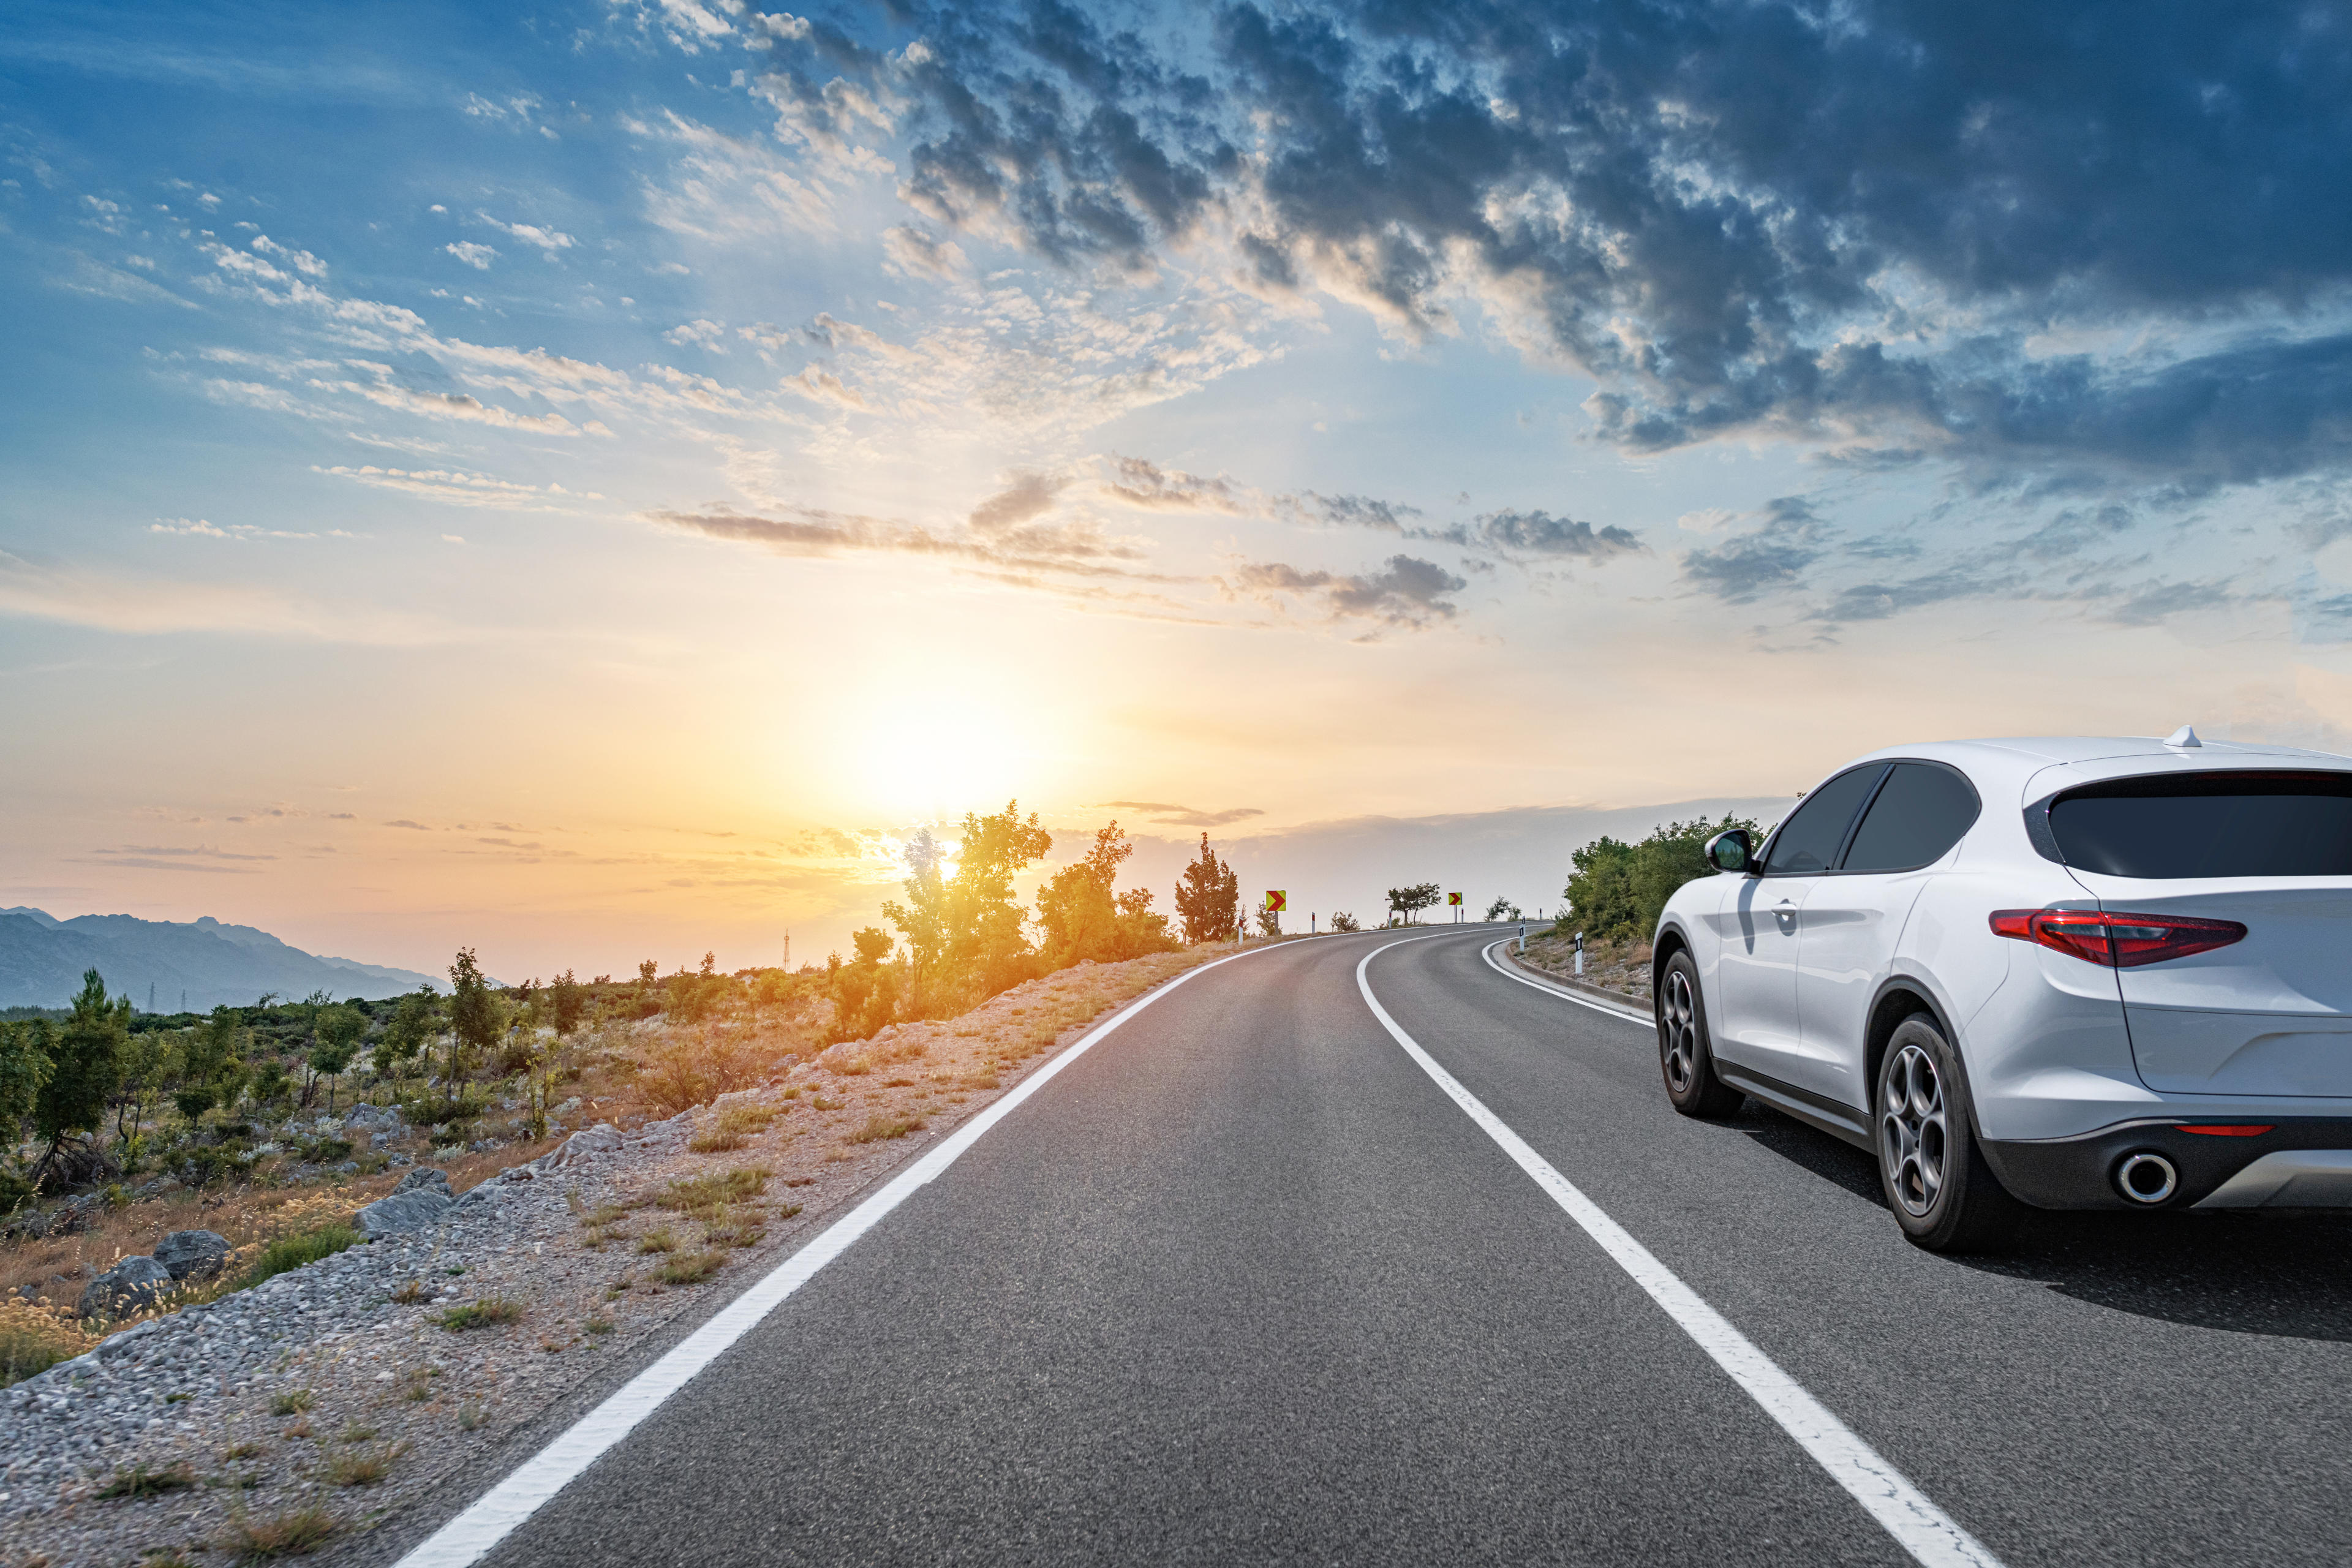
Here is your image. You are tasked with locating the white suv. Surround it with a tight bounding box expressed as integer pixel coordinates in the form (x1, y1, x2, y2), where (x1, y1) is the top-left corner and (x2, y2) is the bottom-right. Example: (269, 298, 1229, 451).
(1651, 733, 2352, 1251)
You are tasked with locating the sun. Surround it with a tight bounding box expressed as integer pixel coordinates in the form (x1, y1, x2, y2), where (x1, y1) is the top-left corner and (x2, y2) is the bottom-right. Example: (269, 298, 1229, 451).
(846, 694, 1033, 819)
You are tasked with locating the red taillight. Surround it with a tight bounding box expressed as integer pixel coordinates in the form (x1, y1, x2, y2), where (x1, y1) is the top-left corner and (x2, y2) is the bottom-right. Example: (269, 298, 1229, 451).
(2178, 1125, 2274, 1136)
(1988, 908, 2248, 967)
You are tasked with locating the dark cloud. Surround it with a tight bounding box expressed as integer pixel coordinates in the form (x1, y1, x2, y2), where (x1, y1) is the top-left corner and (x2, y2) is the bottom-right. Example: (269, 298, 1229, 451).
(807, 1, 2352, 487)
(1679, 498, 1823, 603)
(1436, 509, 1642, 560)
(1291, 491, 1419, 531)
(1232, 552, 1466, 626)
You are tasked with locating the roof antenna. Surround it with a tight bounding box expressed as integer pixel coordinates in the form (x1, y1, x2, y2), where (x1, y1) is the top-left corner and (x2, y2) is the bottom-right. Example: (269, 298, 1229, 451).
(2165, 724, 2203, 748)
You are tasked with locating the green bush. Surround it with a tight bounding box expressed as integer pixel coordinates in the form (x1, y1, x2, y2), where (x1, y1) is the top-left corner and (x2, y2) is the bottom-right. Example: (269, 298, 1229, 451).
(1563, 815, 1763, 943)
(243, 1223, 361, 1288)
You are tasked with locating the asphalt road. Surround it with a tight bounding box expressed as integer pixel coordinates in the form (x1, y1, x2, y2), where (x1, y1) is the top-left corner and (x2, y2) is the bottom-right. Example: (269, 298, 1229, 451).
(444, 925, 2352, 1567)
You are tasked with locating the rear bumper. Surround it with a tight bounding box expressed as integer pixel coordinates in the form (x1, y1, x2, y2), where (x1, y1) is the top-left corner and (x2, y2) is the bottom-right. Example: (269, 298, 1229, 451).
(1982, 1118, 2352, 1210)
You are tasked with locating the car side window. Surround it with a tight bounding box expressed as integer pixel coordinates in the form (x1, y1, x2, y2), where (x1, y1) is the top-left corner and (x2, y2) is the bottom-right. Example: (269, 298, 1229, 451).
(1761, 765, 1887, 875)
(1841, 763, 1980, 873)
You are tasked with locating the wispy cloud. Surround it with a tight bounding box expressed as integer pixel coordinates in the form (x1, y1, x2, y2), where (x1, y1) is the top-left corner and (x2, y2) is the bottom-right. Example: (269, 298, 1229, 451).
(1097, 801, 1265, 829)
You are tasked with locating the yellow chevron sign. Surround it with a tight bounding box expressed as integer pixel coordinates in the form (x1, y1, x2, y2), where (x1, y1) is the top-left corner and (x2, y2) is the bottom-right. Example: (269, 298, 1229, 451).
(1447, 892, 1463, 906)
(1264, 890, 1286, 912)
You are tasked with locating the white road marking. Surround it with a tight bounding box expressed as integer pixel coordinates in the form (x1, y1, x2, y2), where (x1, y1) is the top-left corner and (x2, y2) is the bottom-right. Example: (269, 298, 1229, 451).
(394, 939, 1308, 1568)
(1478, 939, 1651, 1023)
(1361, 935, 2003, 1568)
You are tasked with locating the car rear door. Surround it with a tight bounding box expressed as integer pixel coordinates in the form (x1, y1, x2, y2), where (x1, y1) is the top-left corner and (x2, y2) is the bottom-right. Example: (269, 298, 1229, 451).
(1792, 761, 1982, 1111)
(2045, 771, 2352, 1096)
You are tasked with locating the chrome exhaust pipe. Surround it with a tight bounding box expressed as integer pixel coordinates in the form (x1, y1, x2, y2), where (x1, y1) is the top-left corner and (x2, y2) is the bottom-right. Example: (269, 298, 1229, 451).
(2116, 1152, 2178, 1205)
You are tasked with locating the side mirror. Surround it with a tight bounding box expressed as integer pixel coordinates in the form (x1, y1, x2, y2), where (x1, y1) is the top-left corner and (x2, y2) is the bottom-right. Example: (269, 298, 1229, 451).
(1705, 829, 1755, 874)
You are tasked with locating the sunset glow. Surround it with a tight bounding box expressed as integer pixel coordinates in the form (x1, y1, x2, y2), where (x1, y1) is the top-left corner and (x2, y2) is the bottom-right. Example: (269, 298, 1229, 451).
(7, 2, 2352, 981)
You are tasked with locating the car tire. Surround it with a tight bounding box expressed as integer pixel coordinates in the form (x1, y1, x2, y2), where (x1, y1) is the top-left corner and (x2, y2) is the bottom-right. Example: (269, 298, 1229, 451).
(1656, 951, 1744, 1119)
(1875, 1014, 2021, 1253)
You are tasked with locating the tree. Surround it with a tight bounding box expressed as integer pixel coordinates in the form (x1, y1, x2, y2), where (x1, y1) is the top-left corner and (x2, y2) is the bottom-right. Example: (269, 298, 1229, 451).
(884, 801, 1054, 1009)
(1330, 911, 1362, 933)
(310, 1005, 364, 1113)
(379, 990, 437, 1101)
(546, 970, 587, 1037)
(1256, 901, 1282, 938)
(1387, 883, 1441, 924)
(113, 1027, 170, 1150)
(637, 959, 658, 987)
(1174, 834, 1240, 943)
(827, 927, 900, 1042)
(248, 1057, 290, 1111)
(1484, 895, 1523, 921)
(0, 1020, 55, 1145)
(34, 969, 129, 1188)
(1563, 815, 1762, 943)
(445, 948, 503, 1103)
(1036, 823, 1176, 967)
(175, 1006, 244, 1126)
(882, 829, 949, 1013)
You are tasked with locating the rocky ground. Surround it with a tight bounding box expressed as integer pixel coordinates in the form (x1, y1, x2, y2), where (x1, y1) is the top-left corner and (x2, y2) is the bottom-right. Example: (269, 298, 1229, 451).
(1515, 930, 1651, 1001)
(0, 944, 1240, 1567)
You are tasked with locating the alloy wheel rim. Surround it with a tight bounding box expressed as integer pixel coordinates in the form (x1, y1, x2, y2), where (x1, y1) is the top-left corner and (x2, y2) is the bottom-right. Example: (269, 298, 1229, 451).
(1881, 1042, 1948, 1218)
(1662, 970, 1698, 1093)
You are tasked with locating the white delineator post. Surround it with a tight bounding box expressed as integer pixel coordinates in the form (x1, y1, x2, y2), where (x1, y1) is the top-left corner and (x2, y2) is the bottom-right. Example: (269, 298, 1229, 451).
(1574, 931, 1586, 977)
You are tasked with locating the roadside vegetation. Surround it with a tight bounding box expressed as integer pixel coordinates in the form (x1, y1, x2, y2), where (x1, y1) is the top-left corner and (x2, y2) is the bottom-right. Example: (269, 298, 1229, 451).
(0, 805, 1259, 1374)
(1561, 815, 1764, 943)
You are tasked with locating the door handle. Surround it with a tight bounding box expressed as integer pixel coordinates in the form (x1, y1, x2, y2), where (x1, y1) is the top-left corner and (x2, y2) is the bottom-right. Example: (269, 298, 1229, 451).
(1774, 900, 1798, 928)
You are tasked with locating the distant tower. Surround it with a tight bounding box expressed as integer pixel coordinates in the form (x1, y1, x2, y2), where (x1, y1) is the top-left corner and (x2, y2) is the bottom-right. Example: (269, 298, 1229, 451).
(148, 981, 155, 1013)
(783, 929, 791, 971)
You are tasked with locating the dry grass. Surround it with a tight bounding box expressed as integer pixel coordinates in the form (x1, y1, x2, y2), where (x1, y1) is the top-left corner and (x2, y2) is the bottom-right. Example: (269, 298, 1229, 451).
(224, 1501, 336, 1558)
(324, 1442, 404, 1487)
(655, 1250, 724, 1285)
(848, 1114, 925, 1144)
(96, 1460, 196, 1498)
(655, 1168, 767, 1216)
(435, 1296, 523, 1331)
(269, 1390, 314, 1417)
(635, 1227, 677, 1255)
(636, 1027, 778, 1116)
(701, 1209, 764, 1249)
(0, 1295, 92, 1386)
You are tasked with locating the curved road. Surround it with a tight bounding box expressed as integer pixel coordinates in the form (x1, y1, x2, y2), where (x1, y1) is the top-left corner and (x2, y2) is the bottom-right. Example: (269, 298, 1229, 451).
(399, 925, 2352, 1566)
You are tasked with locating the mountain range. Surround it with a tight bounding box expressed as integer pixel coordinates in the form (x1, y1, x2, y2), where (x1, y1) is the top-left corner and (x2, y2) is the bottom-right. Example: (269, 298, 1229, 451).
(0, 908, 440, 1012)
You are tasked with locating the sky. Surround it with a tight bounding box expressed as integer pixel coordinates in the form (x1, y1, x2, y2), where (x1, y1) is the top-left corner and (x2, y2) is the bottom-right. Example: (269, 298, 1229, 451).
(6, 0, 2352, 983)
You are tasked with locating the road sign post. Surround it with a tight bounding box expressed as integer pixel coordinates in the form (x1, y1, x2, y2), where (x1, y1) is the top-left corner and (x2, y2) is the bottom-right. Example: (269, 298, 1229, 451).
(1574, 930, 1586, 976)
(1447, 891, 1463, 925)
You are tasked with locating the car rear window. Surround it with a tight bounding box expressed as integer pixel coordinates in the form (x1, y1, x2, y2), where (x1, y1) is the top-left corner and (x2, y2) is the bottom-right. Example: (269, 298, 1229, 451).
(1841, 762, 1981, 872)
(2048, 771, 2352, 878)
